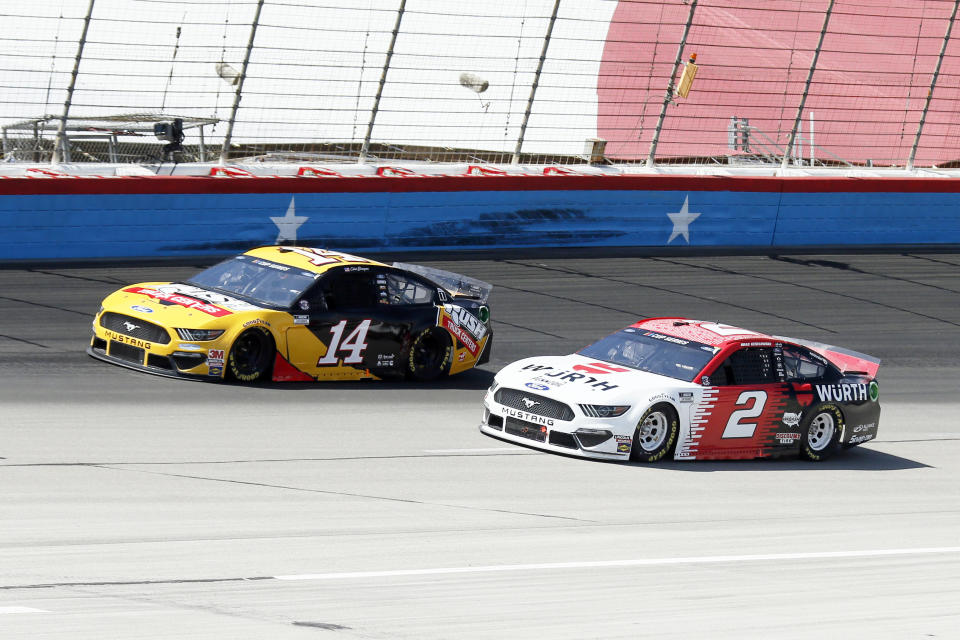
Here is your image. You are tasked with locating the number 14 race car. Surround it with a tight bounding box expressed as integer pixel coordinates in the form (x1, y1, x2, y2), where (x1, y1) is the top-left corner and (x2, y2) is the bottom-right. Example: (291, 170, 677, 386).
(89, 246, 492, 383)
(481, 318, 881, 462)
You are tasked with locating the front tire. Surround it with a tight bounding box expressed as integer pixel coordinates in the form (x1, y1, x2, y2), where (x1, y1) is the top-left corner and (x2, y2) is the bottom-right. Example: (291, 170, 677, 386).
(799, 404, 843, 461)
(630, 403, 679, 463)
(227, 327, 274, 383)
(407, 328, 452, 381)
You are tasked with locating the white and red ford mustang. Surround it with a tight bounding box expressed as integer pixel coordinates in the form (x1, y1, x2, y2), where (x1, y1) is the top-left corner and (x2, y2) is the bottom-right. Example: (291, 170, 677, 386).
(481, 318, 881, 462)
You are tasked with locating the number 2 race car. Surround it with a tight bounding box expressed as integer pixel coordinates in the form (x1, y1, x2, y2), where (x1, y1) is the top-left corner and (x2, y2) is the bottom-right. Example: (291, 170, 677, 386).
(89, 246, 492, 382)
(481, 318, 880, 462)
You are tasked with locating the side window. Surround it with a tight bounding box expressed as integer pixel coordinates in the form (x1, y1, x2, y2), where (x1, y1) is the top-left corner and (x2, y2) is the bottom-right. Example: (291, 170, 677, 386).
(781, 345, 828, 381)
(712, 348, 777, 385)
(322, 271, 377, 311)
(380, 272, 435, 306)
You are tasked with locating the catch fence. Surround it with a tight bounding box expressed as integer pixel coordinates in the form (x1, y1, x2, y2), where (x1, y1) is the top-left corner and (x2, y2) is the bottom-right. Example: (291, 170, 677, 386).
(2, 0, 960, 169)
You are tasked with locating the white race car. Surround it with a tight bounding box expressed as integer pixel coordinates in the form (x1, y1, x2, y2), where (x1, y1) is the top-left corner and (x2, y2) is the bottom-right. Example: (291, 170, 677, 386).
(481, 317, 881, 462)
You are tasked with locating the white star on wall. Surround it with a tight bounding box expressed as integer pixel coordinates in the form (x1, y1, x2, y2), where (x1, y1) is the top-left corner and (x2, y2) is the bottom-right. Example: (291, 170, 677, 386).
(270, 197, 309, 244)
(666, 195, 701, 244)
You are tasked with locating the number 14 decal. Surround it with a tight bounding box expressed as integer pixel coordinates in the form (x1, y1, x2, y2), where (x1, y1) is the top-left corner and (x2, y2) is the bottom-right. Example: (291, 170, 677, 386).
(317, 319, 371, 365)
(722, 390, 768, 438)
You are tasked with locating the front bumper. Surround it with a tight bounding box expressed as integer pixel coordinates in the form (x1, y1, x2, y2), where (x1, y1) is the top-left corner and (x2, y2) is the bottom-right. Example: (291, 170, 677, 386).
(89, 314, 227, 381)
(480, 393, 631, 461)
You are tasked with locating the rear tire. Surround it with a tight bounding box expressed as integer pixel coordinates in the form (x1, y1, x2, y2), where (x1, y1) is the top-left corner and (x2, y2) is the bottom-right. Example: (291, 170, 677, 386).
(630, 403, 679, 463)
(227, 327, 274, 383)
(799, 404, 843, 461)
(407, 328, 452, 381)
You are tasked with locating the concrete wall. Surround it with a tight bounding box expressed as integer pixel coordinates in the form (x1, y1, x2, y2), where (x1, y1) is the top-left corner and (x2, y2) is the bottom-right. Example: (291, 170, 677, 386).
(2, 174, 958, 261)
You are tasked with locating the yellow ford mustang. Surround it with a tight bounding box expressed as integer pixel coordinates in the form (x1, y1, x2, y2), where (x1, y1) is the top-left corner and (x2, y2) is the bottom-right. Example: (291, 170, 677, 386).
(88, 246, 492, 382)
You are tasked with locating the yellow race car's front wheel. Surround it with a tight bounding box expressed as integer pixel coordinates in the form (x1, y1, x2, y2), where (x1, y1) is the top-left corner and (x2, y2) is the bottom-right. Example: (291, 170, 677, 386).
(228, 327, 274, 383)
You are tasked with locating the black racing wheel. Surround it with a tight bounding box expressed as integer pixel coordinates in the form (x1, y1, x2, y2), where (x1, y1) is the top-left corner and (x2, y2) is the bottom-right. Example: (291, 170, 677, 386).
(227, 327, 275, 383)
(799, 404, 843, 461)
(630, 403, 679, 463)
(406, 328, 452, 382)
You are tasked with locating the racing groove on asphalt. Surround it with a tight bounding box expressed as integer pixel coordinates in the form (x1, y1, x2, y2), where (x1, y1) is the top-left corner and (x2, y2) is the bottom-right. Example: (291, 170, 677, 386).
(1, 252, 958, 639)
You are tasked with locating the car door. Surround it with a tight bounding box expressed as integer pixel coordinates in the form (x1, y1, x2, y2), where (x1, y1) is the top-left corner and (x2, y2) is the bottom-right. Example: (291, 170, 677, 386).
(691, 346, 795, 459)
(287, 266, 438, 378)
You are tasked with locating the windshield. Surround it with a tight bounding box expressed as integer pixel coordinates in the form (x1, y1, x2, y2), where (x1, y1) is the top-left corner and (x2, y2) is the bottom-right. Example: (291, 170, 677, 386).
(578, 327, 719, 382)
(186, 255, 318, 308)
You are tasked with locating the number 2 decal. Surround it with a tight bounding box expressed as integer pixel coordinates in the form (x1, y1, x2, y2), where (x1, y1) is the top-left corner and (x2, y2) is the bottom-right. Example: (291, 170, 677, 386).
(722, 390, 767, 438)
(317, 319, 371, 365)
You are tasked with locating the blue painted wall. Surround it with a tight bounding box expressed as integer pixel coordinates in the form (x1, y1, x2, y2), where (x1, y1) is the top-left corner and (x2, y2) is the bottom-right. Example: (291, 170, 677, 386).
(1, 177, 958, 260)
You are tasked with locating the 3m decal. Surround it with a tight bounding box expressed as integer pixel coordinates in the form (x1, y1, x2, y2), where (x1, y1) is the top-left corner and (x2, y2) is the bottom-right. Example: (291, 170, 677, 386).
(815, 383, 867, 402)
(722, 390, 767, 439)
(317, 319, 371, 365)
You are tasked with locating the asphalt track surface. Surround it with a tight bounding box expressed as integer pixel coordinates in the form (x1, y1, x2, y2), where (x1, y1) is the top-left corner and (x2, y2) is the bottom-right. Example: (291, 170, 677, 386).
(1, 252, 959, 639)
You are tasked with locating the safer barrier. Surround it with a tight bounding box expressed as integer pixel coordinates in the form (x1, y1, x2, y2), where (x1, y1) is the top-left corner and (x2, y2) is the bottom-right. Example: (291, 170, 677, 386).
(1, 174, 959, 261)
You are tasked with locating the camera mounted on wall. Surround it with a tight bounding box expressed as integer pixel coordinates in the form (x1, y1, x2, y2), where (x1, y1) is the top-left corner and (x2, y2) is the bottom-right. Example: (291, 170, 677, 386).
(153, 118, 185, 160)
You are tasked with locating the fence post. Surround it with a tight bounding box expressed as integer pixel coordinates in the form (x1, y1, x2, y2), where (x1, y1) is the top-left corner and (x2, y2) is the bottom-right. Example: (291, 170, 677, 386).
(219, 0, 265, 165)
(52, 0, 95, 165)
(781, 0, 834, 171)
(359, 0, 406, 163)
(646, 0, 697, 168)
(908, 0, 959, 171)
(512, 0, 561, 165)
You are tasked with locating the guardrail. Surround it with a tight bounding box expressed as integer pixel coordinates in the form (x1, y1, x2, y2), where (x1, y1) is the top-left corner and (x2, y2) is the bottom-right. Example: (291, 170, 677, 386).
(1, 173, 958, 261)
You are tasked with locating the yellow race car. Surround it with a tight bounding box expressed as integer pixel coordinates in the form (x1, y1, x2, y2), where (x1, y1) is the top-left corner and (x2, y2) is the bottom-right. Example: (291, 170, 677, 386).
(88, 246, 492, 382)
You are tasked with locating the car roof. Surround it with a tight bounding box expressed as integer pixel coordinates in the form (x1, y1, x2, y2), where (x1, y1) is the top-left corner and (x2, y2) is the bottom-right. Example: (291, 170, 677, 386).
(631, 317, 778, 347)
(244, 246, 388, 274)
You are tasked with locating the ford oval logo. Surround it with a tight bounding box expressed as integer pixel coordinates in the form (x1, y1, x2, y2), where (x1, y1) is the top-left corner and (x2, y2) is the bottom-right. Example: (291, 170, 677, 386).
(131, 305, 153, 313)
(525, 382, 550, 391)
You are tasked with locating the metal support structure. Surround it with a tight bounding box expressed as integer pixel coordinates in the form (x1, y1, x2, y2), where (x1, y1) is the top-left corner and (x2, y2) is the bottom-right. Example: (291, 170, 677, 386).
(908, 0, 959, 171)
(781, 0, 834, 170)
(359, 0, 406, 163)
(646, 0, 697, 168)
(52, 0, 95, 165)
(219, 0, 264, 165)
(809, 111, 815, 165)
(512, 0, 561, 165)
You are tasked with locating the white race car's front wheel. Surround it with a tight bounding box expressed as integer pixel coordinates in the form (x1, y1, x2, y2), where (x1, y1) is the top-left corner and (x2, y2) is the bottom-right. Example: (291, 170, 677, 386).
(630, 403, 678, 463)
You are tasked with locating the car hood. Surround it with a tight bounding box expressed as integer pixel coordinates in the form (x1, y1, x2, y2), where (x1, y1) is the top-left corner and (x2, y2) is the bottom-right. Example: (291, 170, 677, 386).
(102, 282, 266, 326)
(494, 353, 698, 404)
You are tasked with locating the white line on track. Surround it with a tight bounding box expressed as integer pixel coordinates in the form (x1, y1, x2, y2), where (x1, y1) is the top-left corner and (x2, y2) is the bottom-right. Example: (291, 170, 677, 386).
(0, 607, 49, 614)
(275, 546, 960, 582)
(422, 447, 528, 454)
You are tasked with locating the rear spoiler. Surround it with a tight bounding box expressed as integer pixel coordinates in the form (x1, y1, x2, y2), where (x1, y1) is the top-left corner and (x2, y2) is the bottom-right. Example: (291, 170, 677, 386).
(777, 336, 881, 378)
(393, 262, 493, 304)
